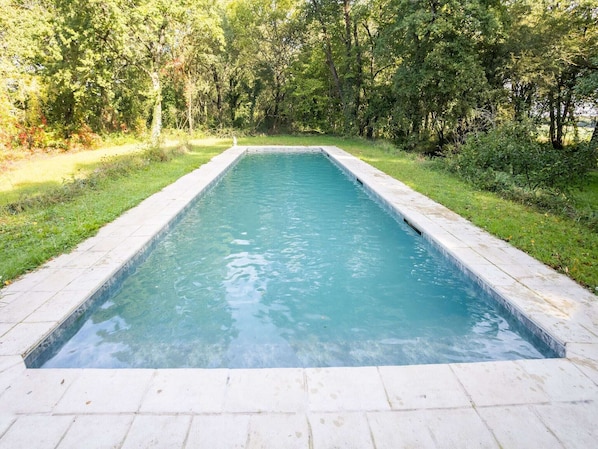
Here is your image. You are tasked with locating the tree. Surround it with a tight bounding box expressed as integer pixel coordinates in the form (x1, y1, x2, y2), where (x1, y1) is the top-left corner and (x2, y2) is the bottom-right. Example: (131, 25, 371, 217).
(388, 0, 495, 150)
(303, 0, 367, 134)
(221, 0, 301, 131)
(36, 0, 122, 136)
(162, 0, 224, 132)
(576, 60, 598, 151)
(537, 1, 597, 149)
(500, 0, 598, 149)
(355, 0, 399, 138)
(0, 0, 51, 149)
(1, 0, 596, 154)
(117, 1, 185, 143)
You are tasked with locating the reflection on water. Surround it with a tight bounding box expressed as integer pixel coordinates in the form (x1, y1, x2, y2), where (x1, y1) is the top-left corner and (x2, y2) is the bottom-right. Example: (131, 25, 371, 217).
(40, 153, 555, 368)
(222, 249, 300, 367)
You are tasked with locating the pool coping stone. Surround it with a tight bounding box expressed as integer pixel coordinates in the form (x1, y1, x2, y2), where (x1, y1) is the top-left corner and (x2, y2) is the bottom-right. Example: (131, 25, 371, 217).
(1, 145, 597, 448)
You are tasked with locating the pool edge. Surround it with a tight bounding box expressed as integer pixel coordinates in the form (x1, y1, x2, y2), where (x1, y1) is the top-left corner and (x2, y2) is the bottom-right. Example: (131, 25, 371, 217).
(2, 145, 596, 365)
(1, 145, 598, 448)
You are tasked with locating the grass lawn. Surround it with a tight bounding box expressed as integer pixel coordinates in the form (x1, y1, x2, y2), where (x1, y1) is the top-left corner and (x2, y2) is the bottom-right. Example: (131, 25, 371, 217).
(0, 138, 230, 283)
(0, 143, 146, 206)
(1, 134, 596, 294)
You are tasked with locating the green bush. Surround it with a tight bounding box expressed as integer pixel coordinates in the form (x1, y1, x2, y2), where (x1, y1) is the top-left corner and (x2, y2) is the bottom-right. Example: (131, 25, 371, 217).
(448, 122, 596, 196)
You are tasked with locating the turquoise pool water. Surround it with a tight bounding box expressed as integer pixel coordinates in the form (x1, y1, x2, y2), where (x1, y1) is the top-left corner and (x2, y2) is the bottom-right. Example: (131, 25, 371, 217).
(36, 152, 554, 368)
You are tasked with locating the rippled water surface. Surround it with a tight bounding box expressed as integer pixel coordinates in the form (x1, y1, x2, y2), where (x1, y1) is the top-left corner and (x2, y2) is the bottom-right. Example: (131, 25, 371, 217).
(40, 152, 554, 368)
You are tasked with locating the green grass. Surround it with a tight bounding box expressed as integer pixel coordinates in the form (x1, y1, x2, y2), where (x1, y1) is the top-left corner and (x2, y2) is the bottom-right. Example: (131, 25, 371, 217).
(1, 134, 596, 294)
(571, 170, 598, 214)
(0, 139, 230, 283)
(0, 140, 197, 206)
(356, 151, 597, 291)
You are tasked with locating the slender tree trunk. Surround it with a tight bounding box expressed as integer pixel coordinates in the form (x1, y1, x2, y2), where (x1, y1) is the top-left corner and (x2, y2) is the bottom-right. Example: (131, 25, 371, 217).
(212, 66, 223, 124)
(343, 0, 352, 58)
(186, 76, 194, 134)
(590, 120, 598, 151)
(342, 0, 359, 133)
(322, 29, 343, 105)
(549, 72, 577, 150)
(150, 71, 162, 146)
(549, 91, 568, 150)
(353, 21, 364, 135)
(310, 0, 344, 109)
(555, 96, 564, 150)
(272, 75, 282, 132)
(513, 83, 533, 121)
(229, 76, 240, 124)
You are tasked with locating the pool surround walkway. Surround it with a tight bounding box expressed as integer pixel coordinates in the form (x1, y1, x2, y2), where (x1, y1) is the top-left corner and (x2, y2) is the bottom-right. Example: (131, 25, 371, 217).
(0, 146, 597, 448)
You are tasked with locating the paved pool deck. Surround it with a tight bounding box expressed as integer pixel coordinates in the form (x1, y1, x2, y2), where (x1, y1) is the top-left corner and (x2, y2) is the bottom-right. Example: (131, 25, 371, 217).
(0, 145, 597, 448)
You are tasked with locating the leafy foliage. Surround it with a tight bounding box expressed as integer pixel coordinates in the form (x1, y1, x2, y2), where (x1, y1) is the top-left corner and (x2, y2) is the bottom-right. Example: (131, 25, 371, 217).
(446, 122, 598, 221)
(387, 0, 494, 150)
(0, 0, 596, 155)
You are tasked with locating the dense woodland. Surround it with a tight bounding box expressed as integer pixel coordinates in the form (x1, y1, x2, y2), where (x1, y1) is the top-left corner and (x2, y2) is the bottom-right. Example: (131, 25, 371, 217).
(1, 0, 597, 154)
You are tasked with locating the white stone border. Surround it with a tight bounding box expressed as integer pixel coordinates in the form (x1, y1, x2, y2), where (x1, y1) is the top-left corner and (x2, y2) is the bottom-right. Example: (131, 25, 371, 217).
(1, 145, 596, 365)
(1, 146, 597, 448)
(321, 146, 598, 355)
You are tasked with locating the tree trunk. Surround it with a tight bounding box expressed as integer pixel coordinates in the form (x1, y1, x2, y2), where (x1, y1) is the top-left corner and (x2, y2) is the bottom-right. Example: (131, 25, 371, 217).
(548, 90, 557, 147)
(548, 72, 577, 150)
(310, 0, 344, 108)
(272, 75, 282, 132)
(353, 21, 364, 135)
(343, 0, 352, 58)
(590, 120, 598, 152)
(228, 76, 240, 124)
(212, 66, 223, 124)
(512, 82, 534, 121)
(322, 29, 343, 105)
(186, 76, 194, 134)
(150, 71, 162, 146)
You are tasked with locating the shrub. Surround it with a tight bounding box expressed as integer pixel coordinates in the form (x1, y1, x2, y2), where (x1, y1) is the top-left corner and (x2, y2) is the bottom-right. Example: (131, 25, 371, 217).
(447, 122, 596, 196)
(67, 124, 102, 150)
(12, 123, 50, 151)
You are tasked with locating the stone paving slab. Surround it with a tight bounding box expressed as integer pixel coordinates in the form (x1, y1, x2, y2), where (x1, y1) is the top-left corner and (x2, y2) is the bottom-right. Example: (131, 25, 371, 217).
(57, 415, 133, 449)
(0, 415, 74, 449)
(378, 364, 471, 409)
(186, 414, 249, 449)
(0, 368, 77, 414)
(310, 412, 374, 449)
(478, 405, 566, 448)
(247, 414, 310, 449)
(451, 359, 598, 407)
(53, 370, 154, 414)
(140, 369, 229, 414)
(533, 402, 598, 449)
(1, 145, 597, 448)
(122, 415, 191, 449)
(0, 322, 57, 356)
(567, 343, 598, 385)
(367, 410, 440, 448)
(224, 368, 306, 413)
(305, 366, 390, 411)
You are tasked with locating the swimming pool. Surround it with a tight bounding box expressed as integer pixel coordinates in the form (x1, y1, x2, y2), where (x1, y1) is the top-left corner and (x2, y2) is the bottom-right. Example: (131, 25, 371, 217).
(27, 149, 557, 368)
